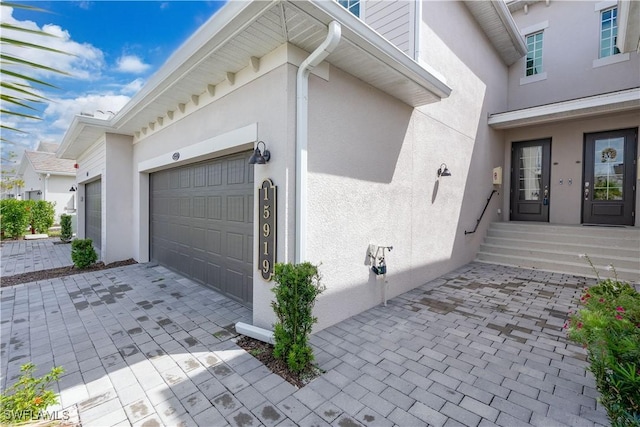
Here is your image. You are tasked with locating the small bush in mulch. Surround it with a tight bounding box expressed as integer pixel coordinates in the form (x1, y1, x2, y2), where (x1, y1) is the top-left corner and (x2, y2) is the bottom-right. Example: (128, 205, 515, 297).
(0, 259, 138, 288)
(236, 336, 323, 388)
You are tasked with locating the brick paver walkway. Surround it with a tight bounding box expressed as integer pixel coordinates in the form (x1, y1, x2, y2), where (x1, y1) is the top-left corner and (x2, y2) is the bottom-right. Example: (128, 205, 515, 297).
(1, 238, 73, 277)
(1, 255, 609, 426)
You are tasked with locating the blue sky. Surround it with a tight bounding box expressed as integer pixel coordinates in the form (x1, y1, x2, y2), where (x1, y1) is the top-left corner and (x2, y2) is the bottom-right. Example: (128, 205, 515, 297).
(1, 1, 225, 169)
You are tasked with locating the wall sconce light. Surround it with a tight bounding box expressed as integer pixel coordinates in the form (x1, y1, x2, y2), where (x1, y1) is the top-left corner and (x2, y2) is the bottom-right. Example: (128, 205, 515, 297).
(69, 186, 77, 192)
(36, 191, 42, 195)
(248, 141, 271, 165)
(437, 163, 451, 178)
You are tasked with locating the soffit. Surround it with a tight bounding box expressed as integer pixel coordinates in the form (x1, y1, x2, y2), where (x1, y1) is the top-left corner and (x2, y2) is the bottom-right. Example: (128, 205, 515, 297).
(464, 1, 528, 66)
(487, 88, 640, 129)
(60, 0, 452, 159)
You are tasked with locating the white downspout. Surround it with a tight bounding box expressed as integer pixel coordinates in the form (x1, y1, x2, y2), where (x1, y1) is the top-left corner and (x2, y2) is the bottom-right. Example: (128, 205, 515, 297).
(43, 173, 50, 201)
(295, 21, 341, 263)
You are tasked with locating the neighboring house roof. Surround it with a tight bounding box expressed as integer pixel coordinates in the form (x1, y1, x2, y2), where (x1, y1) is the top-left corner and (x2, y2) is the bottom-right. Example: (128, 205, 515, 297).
(36, 142, 59, 153)
(18, 150, 76, 176)
(487, 87, 640, 129)
(464, 1, 528, 66)
(59, 0, 456, 159)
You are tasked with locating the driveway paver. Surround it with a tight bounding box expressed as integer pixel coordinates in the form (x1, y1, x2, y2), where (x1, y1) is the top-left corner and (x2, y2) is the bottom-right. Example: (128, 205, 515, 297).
(1, 238, 73, 277)
(1, 244, 609, 426)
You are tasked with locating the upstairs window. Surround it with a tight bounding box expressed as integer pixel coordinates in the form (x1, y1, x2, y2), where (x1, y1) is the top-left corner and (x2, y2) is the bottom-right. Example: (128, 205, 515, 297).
(338, 0, 360, 17)
(600, 7, 620, 58)
(525, 31, 543, 76)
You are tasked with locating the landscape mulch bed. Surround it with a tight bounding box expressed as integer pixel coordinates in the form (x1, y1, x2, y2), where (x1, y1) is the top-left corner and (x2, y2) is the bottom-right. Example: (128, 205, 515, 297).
(235, 335, 323, 388)
(0, 259, 138, 287)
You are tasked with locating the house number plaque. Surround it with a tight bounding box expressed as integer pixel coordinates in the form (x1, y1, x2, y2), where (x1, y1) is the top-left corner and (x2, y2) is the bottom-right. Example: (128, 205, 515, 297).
(259, 179, 276, 281)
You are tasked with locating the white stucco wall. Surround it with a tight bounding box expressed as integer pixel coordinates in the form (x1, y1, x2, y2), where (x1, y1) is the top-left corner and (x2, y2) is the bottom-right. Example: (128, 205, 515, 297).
(502, 112, 640, 226)
(303, 1, 510, 331)
(103, 134, 134, 264)
(507, 1, 640, 110)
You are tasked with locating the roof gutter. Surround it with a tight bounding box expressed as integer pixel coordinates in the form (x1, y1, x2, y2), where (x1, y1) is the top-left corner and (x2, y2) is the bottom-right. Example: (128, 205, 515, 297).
(296, 20, 341, 263)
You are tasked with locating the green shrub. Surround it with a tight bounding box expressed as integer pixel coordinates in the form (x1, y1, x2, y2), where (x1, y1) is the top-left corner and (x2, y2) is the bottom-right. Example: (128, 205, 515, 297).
(0, 199, 30, 239)
(0, 363, 64, 424)
(30, 200, 55, 233)
(271, 262, 324, 373)
(71, 238, 97, 269)
(60, 214, 72, 243)
(567, 277, 640, 426)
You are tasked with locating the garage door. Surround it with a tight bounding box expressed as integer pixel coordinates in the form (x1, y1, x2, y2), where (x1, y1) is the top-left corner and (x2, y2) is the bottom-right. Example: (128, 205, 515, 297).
(85, 179, 102, 250)
(150, 151, 254, 306)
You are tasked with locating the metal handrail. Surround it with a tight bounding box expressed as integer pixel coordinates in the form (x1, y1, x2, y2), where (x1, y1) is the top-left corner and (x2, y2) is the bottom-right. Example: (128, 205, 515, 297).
(464, 189, 498, 235)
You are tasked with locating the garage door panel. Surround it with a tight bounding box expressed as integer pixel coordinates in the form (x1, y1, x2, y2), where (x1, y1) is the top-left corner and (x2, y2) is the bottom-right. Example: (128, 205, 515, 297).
(208, 163, 222, 186)
(226, 269, 244, 300)
(227, 158, 246, 184)
(193, 197, 206, 218)
(85, 180, 102, 249)
(194, 166, 206, 187)
(207, 196, 222, 219)
(227, 196, 245, 222)
(151, 151, 253, 306)
(206, 229, 222, 255)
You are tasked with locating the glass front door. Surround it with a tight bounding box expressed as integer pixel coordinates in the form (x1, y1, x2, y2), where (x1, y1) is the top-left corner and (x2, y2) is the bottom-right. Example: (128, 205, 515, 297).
(510, 139, 551, 222)
(583, 129, 637, 225)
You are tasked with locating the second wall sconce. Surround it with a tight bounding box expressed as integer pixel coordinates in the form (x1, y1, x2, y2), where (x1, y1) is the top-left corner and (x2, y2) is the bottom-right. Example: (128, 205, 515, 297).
(248, 141, 271, 165)
(437, 163, 451, 177)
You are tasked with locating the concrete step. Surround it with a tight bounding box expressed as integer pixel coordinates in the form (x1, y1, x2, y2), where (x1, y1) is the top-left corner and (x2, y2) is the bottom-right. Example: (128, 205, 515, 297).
(486, 228, 639, 249)
(483, 236, 640, 259)
(477, 222, 640, 284)
(479, 243, 639, 271)
(476, 252, 639, 283)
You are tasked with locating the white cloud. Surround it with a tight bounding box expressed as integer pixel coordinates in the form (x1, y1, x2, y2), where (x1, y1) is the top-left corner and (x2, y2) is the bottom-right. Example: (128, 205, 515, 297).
(45, 94, 130, 130)
(116, 55, 151, 74)
(121, 78, 146, 95)
(0, 5, 105, 81)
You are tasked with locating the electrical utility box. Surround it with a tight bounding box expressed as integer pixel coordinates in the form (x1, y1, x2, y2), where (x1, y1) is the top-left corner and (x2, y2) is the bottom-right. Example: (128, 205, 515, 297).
(492, 167, 503, 185)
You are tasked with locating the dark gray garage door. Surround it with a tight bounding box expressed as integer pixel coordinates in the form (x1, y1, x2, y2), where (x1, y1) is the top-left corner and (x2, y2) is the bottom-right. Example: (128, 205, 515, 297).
(150, 151, 254, 306)
(85, 179, 102, 250)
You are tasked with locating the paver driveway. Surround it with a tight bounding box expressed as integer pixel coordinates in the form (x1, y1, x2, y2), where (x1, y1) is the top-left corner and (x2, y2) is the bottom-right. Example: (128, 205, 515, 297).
(1, 258, 609, 426)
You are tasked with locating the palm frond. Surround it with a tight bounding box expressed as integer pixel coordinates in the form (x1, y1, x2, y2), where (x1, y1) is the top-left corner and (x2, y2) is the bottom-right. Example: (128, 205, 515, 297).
(0, 37, 69, 56)
(1, 23, 59, 38)
(1, 69, 59, 88)
(0, 54, 72, 75)
(0, 108, 42, 121)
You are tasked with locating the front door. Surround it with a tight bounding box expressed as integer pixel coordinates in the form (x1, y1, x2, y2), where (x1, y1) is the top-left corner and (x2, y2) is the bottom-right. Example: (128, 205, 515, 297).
(583, 128, 637, 225)
(510, 138, 551, 222)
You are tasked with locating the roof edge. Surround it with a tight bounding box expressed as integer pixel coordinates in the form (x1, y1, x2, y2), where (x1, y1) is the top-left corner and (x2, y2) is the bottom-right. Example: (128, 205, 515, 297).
(488, 88, 640, 129)
(57, 114, 114, 159)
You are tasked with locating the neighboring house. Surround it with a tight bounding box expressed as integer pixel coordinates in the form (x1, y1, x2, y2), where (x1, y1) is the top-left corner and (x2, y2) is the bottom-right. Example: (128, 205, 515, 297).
(18, 142, 77, 222)
(57, 0, 638, 333)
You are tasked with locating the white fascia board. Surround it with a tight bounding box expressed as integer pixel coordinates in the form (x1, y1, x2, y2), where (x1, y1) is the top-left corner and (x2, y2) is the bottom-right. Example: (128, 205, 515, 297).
(58, 115, 114, 159)
(137, 123, 257, 173)
(300, 0, 452, 99)
(488, 88, 640, 129)
(30, 171, 76, 177)
(111, 1, 273, 129)
(494, 0, 528, 58)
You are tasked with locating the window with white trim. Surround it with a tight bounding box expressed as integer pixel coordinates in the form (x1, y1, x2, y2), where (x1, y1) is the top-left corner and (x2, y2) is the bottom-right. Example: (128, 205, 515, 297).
(599, 7, 620, 58)
(525, 31, 544, 76)
(337, 0, 360, 17)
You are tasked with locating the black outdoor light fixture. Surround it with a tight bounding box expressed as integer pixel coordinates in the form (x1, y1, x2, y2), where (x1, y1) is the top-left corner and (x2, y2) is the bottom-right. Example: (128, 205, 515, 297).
(69, 186, 77, 192)
(248, 141, 271, 165)
(437, 163, 451, 177)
